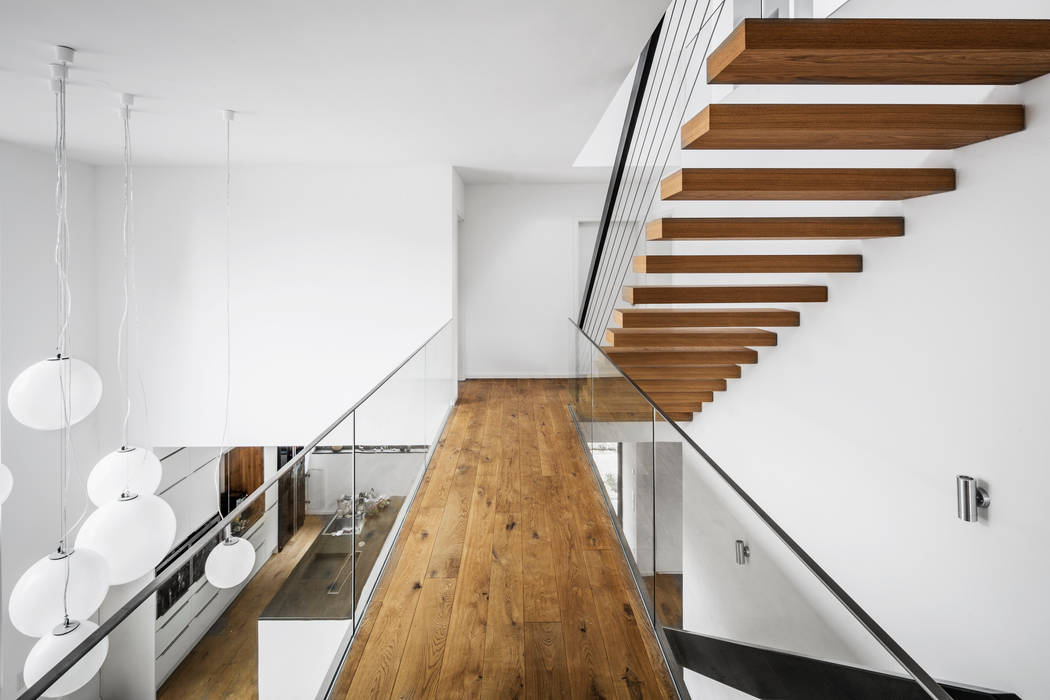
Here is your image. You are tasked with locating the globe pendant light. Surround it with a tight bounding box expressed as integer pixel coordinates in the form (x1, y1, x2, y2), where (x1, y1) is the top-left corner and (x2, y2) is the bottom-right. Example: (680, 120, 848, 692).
(75, 492, 176, 585)
(16, 50, 109, 699)
(0, 462, 12, 505)
(23, 619, 109, 698)
(205, 536, 255, 589)
(6, 59, 103, 430)
(205, 111, 255, 590)
(8, 356, 102, 431)
(9, 548, 108, 637)
(87, 446, 161, 506)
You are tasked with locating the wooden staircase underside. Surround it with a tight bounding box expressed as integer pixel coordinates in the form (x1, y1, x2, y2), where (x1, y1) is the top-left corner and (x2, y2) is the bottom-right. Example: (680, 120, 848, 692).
(599, 17, 1050, 421)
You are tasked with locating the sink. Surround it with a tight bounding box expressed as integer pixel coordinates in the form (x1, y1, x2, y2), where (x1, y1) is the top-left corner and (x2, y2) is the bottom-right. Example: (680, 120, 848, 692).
(323, 516, 355, 536)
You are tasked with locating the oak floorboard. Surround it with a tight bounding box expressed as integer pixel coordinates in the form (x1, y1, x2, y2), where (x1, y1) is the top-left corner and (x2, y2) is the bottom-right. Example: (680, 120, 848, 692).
(480, 511, 526, 699)
(524, 622, 572, 700)
(389, 577, 458, 699)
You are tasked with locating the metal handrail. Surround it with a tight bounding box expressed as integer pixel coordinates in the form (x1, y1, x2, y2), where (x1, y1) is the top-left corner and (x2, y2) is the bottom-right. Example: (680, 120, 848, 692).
(18, 317, 454, 700)
(577, 18, 663, 327)
(568, 317, 952, 700)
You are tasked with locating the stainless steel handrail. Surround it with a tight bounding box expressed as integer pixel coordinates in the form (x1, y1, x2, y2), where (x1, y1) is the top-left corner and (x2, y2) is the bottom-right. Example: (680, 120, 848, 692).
(18, 317, 454, 700)
(568, 317, 952, 700)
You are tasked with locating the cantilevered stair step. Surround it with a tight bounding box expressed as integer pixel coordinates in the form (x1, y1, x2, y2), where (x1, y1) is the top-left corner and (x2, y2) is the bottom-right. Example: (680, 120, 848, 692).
(661, 168, 955, 201)
(615, 308, 800, 328)
(624, 365, 742, 379)
(606, 328, 777, 348)
(624, 285, 828, 304)
(649, 395, 712, 411)
(637, 379, 728, 393)
(605, 347, 759, 366)
(682, 103, 1025, 149)
(634, 254, 861, 274)
(706, 18, 1050, 85)
(646, 217, 904, 241)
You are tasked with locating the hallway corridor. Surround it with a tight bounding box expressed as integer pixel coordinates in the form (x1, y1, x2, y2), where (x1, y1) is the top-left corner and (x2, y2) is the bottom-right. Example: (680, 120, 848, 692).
(333, 379, 676, 699)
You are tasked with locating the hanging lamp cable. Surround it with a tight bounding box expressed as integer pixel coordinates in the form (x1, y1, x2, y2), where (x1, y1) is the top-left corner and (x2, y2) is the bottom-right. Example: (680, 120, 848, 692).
(214, 110, 234, 537)
(117, 94, 135, 494)
(50, 56, 75, 626)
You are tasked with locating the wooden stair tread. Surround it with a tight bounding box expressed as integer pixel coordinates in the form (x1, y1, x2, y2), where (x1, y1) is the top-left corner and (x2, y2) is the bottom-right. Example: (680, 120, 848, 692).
(707, 18, 1050, 85)
(624, 285, 828, 304)
(661, 168, 955, 201)
(604, 347, 759, 365)
(623, 365, 742, 379)
(634, 254, 861, 274)
(646, 217, 903, 240)
(682, 103, 1025, 149)
(636, 379, 727, 393)
(605, 327, 777, 348)
(615, 308, 799, 328)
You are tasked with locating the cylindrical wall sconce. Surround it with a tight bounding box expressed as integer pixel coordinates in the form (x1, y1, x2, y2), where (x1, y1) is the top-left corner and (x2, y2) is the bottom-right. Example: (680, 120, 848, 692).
(734, 539, 750, 565)
(956, 475, 990, 523)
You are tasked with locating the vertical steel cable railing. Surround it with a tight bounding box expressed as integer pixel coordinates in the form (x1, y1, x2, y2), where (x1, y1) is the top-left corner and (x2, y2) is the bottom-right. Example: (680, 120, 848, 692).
(578, 0, 726, 340)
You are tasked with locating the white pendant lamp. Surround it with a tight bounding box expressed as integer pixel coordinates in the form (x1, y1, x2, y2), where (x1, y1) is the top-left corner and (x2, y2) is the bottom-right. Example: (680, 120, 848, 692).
(75, 492, 176, 585)
(205, 536, 255, 589)
(9, 549, 109, 637)
(23, 619, 109, 698)
(0, 463, 12, 504)
(87, 446, 161, 506)
(204, 110, 256, 590)
(18, 50, 109, 699)
(7, 357, 102, 431)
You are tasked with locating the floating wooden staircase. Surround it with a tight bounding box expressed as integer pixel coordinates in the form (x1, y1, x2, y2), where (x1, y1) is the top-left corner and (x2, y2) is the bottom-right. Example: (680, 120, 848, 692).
(599, 17, 1050, 421)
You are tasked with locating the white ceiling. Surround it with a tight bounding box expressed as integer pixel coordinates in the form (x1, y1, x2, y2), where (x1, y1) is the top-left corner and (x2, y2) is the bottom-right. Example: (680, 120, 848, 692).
(0, 1, 667, 181)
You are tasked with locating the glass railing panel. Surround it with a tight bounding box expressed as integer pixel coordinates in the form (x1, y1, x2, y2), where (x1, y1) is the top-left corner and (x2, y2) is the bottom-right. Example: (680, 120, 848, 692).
(568, 319, 951, 700)
(256, 411, 356, 700)
(424, 321, 457, 455)
(351, 348, 428, 619)
(16, 321, 453, 700)
(569, 319, 594, 447)
(588, 347, 657, 602)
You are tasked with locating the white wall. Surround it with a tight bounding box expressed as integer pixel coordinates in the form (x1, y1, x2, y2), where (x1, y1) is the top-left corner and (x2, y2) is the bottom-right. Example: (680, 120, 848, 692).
(93, 164, 458, 447)
(652, 1, 1050, 695)
(459, 183, 604, 378)
(0, 141, 111, 699)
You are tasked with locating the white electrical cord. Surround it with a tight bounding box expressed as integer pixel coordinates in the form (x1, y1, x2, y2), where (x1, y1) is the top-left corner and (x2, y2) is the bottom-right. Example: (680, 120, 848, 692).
(214, 111, 234, 534)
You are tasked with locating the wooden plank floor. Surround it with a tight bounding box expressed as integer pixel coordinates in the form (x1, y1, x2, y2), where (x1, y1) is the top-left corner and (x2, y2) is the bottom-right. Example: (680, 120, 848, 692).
(332, 379, 677, 700)
(158, 514, 326, 700)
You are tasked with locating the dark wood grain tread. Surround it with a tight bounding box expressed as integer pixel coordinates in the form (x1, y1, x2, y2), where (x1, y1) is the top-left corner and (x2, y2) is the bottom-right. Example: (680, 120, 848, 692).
(682, 103, 1025, 149)
(605, 327, 777, 348)
(646, 217, 903, 240)
(615, 308, 800, 328)
(624, 285, 828, 304)
(623, 365, 742, 379)
(634, 254, 862, 274)
(636, 379, 727, 393)
(707, 19, 1050, 85)
(604, 347, 759, 366)
(661, 168, 955, 201)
